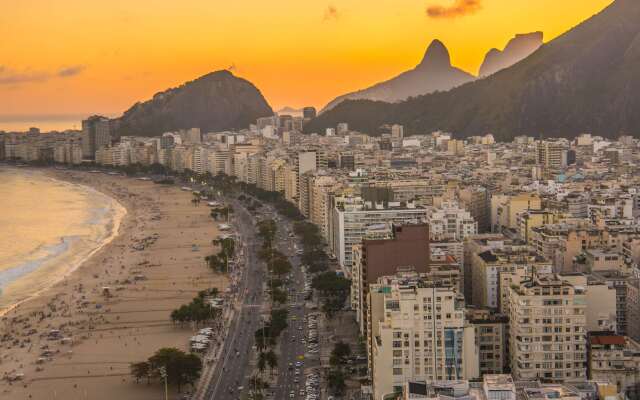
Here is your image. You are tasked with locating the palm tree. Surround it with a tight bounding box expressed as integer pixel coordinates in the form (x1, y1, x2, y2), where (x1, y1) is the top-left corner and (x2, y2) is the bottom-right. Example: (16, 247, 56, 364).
(265, 350, 278, 376)
(257, 352, 267, 376)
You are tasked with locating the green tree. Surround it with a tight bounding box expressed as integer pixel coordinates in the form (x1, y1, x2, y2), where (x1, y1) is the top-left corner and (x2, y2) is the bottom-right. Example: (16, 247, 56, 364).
(327, 369, 347, 396)
(265, 350, 278, 374)
(147, 348, 202, 391)
(271, 287, 287, 305)
(268, 257, 292, 277)
(257, 352, 267, 375)
(130, 361, 150, 384)
(312, 272, 351, 318)
(330, 341, 352, 367)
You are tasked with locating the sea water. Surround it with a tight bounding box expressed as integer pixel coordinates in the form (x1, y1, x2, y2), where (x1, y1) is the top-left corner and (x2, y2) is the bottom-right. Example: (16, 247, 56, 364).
(0, 167, 125, 312)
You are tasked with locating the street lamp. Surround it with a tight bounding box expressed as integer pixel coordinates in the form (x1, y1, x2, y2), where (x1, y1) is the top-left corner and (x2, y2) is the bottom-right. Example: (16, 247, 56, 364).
(159, 366, 168, 400)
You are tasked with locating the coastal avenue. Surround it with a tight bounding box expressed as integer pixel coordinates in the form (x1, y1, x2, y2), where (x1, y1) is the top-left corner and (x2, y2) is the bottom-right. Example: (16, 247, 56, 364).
(203, 195, 319, 400)
(205, 199, 264, 399)
(272, 213, 318, 400)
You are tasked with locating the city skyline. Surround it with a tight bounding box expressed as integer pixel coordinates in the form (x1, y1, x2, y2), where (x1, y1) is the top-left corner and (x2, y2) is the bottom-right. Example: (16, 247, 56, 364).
(1, 0, 612, 120)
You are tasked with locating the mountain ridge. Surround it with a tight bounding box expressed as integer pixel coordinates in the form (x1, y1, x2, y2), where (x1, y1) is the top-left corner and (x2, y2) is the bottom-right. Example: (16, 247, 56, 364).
(113, 70, 273, 136)
(479, 32, 543, 77)
(320, 40, 475, 113)
(306, 0, 640, 141)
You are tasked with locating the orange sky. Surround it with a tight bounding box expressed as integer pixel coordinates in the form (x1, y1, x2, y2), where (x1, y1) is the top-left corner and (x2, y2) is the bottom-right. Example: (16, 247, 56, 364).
(0, 0, 614, 123)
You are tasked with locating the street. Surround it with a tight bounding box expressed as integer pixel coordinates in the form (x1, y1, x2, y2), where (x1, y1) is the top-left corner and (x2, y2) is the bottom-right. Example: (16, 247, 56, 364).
(202, 197, 322, 400)
(204, 200, 265, 400)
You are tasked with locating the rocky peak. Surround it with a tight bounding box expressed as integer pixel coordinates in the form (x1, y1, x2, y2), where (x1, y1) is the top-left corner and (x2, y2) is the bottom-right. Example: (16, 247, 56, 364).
(419, 39, 452, 69)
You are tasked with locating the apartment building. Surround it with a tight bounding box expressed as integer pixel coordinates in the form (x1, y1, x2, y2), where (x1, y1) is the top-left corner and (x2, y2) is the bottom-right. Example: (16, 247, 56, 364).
(508, 273, 587, 382)
(427, 201, 478, 241)
(330, 197, 428, 271)
(309, 175, 339, 239)
(458, 186, 491, 233)
(588, 333, 640, 392)
(351, 224, 430, 333)
(81, 115, 112, 159)
(469, 244, 549, 310)
(466, 309, 508, 375)
(492, 193, 542, 233)
(537, 140, 568, 171)
(368, 272, 479, 399)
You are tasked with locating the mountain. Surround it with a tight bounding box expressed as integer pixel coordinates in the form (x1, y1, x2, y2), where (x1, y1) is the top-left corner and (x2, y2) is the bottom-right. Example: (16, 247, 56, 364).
(113, 70, 273, 136)
(306, 0, 640, 141)
(321, 40, 475, 112)
(479, 32, 544, 77)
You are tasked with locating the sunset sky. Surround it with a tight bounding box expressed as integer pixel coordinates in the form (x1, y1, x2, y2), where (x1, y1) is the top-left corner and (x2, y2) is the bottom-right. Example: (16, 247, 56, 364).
(0, 0, 614, 125)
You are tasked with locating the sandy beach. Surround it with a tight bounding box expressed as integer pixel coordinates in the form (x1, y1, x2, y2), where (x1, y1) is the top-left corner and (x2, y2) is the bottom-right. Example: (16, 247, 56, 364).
(0, 170, 228, 400)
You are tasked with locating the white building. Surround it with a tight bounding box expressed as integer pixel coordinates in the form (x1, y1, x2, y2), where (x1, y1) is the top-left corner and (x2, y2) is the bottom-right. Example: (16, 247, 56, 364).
(508, 273, 587, 382)
(368, 272, 479, 399)
(427, 201, 478, 241)
(331, 197, 428, 271)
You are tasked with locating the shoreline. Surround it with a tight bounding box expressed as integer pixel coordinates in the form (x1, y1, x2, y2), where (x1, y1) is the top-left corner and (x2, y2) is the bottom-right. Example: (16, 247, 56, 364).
(0, 168, 127, 317)
(0, 168, 227, 400)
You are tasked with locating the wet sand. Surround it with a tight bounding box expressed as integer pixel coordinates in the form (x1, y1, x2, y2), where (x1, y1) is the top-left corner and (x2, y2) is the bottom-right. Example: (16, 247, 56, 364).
(0, 171, 228, 400)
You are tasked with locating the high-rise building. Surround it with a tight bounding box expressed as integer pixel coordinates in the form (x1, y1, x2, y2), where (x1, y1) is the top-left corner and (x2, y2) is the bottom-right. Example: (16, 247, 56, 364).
(302, 107, 317, 120)
(294, 148, 326, 206)
(537, 140, 568, 171)
(337, 122, 349, 135)
(427, 201, 478, 241)
(0, 134, 5, 160)
(184, 128, 202, 144)
(338, 153, 355, 170)
(508, 273, 587, 382)
(448, 139, 465, 156)
(459, 187, 491, 233)
(81, 115, 112, 159)
(330, 197, 428, 271)
(368, 272, 479, 399)
(309, 175, 338, 239)
(391, 124, 404, 139)
(351, 224, 431, 332)
(466, 309, 508, 375)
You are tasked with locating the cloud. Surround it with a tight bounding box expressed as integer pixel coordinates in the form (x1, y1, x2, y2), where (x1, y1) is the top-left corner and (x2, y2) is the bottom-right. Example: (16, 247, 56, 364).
(426, 0, 482, 19)
(0, 65, 86, 86)
(323, 5, 339, 22)
(0, 70, 49, 85)
(57, 65, 85, 78)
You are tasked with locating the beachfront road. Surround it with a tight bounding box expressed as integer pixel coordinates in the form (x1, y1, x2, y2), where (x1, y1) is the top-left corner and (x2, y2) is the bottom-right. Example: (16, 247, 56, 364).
(272, 215, 320, 400)
(205, 200, 264, 400)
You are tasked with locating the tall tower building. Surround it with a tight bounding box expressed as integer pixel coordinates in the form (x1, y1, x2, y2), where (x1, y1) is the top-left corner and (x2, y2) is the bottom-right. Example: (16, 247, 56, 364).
(302, 107, 317, 120)
(536, 140, 567, 171)
(368, 272, 479, 399)
(81, 115, 112, 159)
(508, 273, 587, 382)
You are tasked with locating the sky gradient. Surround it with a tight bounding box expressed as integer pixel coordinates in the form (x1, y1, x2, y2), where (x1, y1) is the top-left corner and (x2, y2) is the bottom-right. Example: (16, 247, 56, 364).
(0, 0, 614, 124)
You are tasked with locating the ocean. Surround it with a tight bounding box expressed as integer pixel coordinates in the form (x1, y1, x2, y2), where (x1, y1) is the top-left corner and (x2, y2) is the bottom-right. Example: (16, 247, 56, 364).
(0, 168, 126, 313)
(0, 116, 84, 132)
